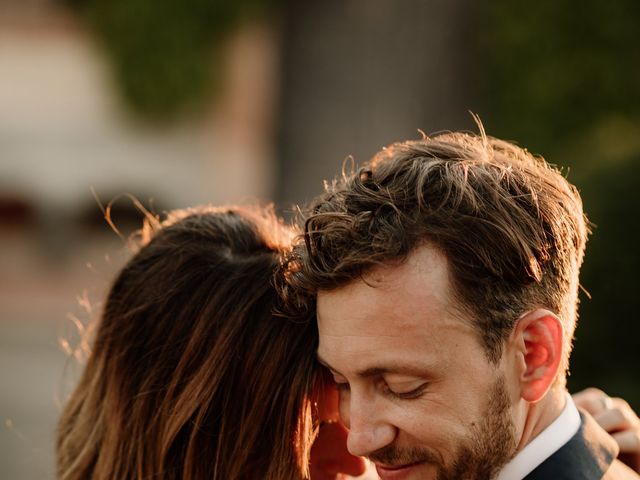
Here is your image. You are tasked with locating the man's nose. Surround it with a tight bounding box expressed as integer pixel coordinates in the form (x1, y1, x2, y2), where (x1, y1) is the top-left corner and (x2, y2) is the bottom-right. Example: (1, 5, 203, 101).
(342, 393, 395, 457)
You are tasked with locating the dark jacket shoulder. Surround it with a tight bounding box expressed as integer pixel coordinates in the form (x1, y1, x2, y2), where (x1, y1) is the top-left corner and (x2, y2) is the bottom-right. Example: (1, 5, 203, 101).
(525, 411, 638, 480)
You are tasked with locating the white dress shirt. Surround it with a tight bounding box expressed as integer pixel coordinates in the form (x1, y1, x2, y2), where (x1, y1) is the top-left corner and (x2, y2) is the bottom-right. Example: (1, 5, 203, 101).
(495, 393, 581, 480)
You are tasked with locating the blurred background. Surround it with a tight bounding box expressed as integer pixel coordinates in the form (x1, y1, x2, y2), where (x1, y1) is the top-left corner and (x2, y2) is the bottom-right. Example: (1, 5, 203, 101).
(1, 0, 638, 477)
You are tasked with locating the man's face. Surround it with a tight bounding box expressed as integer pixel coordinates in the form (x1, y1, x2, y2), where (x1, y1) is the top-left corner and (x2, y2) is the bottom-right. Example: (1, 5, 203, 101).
(316, 245, 518, 480)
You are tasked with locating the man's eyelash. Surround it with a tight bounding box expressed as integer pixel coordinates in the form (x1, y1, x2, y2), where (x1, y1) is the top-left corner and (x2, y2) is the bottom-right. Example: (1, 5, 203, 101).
(333, 380, 427, 400)
(384, 383, 428, 400)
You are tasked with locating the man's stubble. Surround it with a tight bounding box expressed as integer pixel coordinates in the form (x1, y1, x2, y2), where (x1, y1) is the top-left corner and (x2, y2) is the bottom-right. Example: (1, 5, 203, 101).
(367, 375, 518, 480)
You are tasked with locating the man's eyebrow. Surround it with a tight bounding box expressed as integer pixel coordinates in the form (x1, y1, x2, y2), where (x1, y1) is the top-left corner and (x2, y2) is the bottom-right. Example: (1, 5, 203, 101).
(317, 354, 430, 378)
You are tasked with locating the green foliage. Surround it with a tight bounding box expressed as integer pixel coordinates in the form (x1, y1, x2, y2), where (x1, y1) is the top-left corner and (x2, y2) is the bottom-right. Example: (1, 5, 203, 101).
(481, 0, 640, 154)
(481, 0, 640, 405)
(68, 0, 281, 121)
(571, 152, 640, 404)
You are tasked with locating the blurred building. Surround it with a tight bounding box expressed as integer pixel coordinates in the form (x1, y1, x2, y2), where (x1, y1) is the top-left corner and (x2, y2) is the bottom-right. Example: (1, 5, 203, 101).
(0, 0, 279, 239)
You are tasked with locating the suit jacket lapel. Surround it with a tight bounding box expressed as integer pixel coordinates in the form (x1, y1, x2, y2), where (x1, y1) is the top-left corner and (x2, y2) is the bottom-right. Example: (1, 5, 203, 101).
(524, 411, 618, 480)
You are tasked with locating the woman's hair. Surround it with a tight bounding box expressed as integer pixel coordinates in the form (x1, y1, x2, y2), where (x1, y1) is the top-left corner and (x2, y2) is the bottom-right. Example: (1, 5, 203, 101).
(57, 205, 318, 480)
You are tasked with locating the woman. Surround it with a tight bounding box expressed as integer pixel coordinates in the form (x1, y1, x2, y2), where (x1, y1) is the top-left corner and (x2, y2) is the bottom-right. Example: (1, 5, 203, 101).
(56, 205, 366, 479)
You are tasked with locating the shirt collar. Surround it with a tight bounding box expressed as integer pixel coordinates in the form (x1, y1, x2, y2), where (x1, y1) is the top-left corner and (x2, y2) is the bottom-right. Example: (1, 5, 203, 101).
(495, 392, 581, 480)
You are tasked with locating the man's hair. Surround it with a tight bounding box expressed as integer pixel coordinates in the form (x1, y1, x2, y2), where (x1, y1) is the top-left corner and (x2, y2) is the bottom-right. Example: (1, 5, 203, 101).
(280, 131, 588, 378)
(57, 205, 318, 480)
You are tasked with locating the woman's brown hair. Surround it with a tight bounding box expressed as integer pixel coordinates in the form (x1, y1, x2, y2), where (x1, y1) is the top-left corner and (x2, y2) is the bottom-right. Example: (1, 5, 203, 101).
(57, 205, 318, 479)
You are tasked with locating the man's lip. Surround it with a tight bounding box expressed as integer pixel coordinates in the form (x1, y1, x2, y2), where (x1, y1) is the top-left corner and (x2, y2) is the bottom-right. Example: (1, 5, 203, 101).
(374, 461, 423, 480)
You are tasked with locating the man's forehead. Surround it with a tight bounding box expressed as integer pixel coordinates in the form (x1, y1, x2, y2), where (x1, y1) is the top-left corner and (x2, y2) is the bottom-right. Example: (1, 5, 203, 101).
(315, 244, 480, 375)
(318, 244, 452, 297)
(317, 348, 441, 378)
(316, 252, 462, 333)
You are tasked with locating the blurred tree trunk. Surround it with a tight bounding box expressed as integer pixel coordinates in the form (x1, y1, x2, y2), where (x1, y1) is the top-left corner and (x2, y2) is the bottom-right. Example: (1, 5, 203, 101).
(275, 0, 480, 209)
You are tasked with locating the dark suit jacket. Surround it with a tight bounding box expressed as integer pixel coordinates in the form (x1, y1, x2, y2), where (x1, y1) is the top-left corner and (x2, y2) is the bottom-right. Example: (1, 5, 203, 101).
(524, 411, 638, 479)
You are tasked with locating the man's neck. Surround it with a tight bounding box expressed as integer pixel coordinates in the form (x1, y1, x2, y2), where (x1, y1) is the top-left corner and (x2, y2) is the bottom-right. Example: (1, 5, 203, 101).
(496, 390, 582, 480)
(516, 387, 566, 451)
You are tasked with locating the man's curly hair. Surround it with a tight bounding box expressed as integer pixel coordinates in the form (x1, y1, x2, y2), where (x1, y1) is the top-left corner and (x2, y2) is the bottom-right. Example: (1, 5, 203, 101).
(278, 131, 588, 378)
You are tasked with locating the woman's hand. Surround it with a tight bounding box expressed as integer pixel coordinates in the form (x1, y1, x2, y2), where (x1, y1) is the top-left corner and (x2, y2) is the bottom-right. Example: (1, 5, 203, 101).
(573, 388, 640, 472)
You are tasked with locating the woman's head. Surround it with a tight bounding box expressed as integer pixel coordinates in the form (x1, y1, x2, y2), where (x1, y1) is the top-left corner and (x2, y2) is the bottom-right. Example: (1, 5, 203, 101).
(57, 205, 318, 479)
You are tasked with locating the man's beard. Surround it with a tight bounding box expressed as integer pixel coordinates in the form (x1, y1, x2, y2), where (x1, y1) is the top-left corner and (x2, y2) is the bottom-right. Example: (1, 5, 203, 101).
(367, 375, 517, 480)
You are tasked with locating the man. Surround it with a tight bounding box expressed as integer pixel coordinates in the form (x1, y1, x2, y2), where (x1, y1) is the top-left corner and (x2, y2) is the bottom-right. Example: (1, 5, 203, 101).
(282, 130, 639, 479)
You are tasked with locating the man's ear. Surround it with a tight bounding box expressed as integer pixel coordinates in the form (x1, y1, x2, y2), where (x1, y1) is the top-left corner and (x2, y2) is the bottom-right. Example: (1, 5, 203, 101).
(511, 309, 564, 403)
